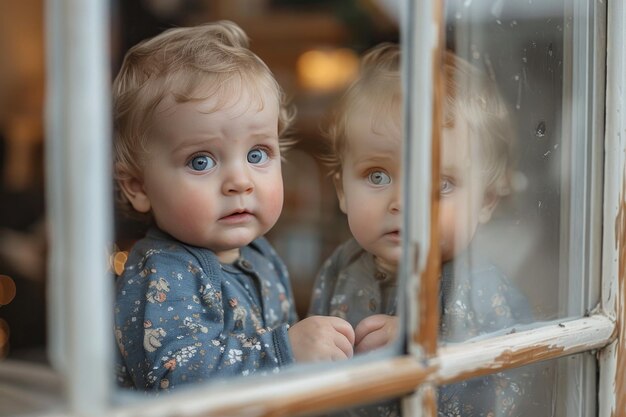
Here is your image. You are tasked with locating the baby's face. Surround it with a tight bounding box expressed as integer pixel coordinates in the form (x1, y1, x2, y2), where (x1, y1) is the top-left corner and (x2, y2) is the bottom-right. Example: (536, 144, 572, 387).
(439, 120, 498, 262)
(337, 117, 402, 272)
(122, 86, 283, 263)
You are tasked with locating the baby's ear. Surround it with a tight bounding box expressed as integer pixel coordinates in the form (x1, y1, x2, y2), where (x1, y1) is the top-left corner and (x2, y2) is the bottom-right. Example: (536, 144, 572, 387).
(116, 164, 151, 213)
(478, 189, 499, 224)
(333, 173, 347, 214)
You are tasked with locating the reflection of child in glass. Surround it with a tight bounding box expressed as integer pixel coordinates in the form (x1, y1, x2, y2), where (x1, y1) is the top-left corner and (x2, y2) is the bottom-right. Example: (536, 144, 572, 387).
(113, 21, 355, 392)
(436, 51, 536, 417)
(309, 45, 535, 416)
(309, 43, 403, 417)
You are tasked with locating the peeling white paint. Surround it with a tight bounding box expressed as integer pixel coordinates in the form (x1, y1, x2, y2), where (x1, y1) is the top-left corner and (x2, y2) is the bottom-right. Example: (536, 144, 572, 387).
(598, 0, 626, 416)
(436, 316, 615, 383)
(0, 319, 616, 417)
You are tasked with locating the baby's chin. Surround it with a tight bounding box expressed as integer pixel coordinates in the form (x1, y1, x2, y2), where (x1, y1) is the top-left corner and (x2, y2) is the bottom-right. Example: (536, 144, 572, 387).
(372, 254, 400, 274)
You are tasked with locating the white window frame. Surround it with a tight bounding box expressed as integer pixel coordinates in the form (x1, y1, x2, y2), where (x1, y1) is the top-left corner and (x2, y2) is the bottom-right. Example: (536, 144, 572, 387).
(1, 0, 624, 416)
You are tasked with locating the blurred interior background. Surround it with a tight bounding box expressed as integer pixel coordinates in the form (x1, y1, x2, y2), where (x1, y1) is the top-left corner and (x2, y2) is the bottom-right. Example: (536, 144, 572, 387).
(0, 0, 581, 368)
(0, 0, 399, 362)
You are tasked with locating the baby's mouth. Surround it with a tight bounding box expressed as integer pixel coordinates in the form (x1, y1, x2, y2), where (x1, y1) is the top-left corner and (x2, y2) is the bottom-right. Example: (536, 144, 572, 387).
(219, 209, 253, 222)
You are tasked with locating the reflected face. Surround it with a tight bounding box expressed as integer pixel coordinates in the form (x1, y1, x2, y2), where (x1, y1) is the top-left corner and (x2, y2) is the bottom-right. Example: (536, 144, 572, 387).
(337, 117, 402, 271)
(123, 87, 283, 263)
(439, 120, 498, 262)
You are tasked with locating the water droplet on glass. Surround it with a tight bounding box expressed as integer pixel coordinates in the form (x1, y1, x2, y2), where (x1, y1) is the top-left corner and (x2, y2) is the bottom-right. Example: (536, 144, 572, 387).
(464, 0, 472, 7)
(496, 19, 502, 25)
(548, 43, 554, 57)
(510, 20, 518, 27)
(514, 74, 520, 81)
(543, 150, 551, 158)
(535, 121, 547, 138)
(522, 57, 528, 63)
(554, 144, 559, 150)
(455, 11, 462, 20)
(472, 51, 480, 60)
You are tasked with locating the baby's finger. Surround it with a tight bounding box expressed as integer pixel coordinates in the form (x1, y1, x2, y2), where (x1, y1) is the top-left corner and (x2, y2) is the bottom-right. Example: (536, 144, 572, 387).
(355, 315, 387, 345)
(331, 348, 351, 361)
(334, 332, 354, 359)
(355, 330, 386, 354)
(329, 316, 356, 346)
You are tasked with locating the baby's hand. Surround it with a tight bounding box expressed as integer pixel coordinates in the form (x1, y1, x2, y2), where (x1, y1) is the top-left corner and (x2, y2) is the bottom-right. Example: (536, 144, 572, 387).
(354, 314, 398, 354)
(288, 316, 355, 362)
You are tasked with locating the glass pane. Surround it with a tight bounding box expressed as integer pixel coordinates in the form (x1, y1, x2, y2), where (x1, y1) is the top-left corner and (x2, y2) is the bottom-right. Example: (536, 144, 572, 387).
(0, 0, 47, 365)
(0, 2, 56, 414)
(439, 352, 596, 417)
(110, 0, 403, 400)
(435, 1, 604, 416)
(440, 0, 604, 339)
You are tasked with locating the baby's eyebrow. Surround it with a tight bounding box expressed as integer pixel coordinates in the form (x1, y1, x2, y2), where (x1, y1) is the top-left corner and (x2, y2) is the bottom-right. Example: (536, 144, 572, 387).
(248, 132, 279, 141)
(440, 166, 459, 176)
(353, 153, 397, 165)
(170, 136, 220, 154)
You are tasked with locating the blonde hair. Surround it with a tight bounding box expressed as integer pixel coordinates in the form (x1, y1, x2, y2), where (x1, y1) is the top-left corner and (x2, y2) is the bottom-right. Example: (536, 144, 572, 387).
(322, 43, 401, 176)
(323, 45, 514, 195)
(113, 20, 294, 215)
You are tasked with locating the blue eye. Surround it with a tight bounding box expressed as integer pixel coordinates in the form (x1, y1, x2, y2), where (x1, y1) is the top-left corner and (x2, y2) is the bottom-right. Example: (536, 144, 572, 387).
(188, 155, 216, 171)
(247, 148, 269, 165)
(440, 178, 454, 195)
(368, 171, 391, 185)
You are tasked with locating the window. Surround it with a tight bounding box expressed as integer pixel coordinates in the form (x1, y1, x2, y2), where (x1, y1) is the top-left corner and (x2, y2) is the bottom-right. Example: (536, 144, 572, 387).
(0, 1, 624, 416)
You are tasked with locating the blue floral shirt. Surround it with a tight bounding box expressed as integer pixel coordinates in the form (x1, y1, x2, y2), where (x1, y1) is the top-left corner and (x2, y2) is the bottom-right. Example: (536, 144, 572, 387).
(114, 228, 298, 391)
(310, 239, 542, 417)
(309, 239, 400, 417)
(437, 252, 540, 417)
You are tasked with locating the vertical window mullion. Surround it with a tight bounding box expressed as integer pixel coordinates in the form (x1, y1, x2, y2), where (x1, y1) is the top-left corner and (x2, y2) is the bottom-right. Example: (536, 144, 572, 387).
(598, 0, 626, 416)
(45, 0, 69, 376)
(556, 2, 606, 416)
(45, 0, 113, 413)
(402, 0, 444, 415)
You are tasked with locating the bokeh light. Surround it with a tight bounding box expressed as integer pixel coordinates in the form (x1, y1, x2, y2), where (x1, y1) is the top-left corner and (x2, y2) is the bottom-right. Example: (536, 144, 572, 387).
(297, 48, 359, 92)
(0, 275, 17, 306)
(113, 251, 129, 276)
(0, 318, 9, 359)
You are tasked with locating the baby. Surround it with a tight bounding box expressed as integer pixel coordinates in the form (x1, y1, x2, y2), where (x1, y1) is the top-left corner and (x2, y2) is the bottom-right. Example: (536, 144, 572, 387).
(308, 43, 403, 417)
(309, 43, 402, 354)
(437, 50, 536, 417)
(309, 44, 537, 416)
(113, 21, 354, 391)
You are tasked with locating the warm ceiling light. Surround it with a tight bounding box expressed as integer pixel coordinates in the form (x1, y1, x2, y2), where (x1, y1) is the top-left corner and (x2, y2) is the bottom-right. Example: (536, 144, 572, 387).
(297, 48, 359, 92)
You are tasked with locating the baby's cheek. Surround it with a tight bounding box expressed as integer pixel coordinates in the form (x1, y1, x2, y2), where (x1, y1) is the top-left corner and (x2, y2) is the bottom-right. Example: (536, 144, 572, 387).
(347, 212, 373, 246)
(165, 202, 211, 238)
(264, 183, 284, 224)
